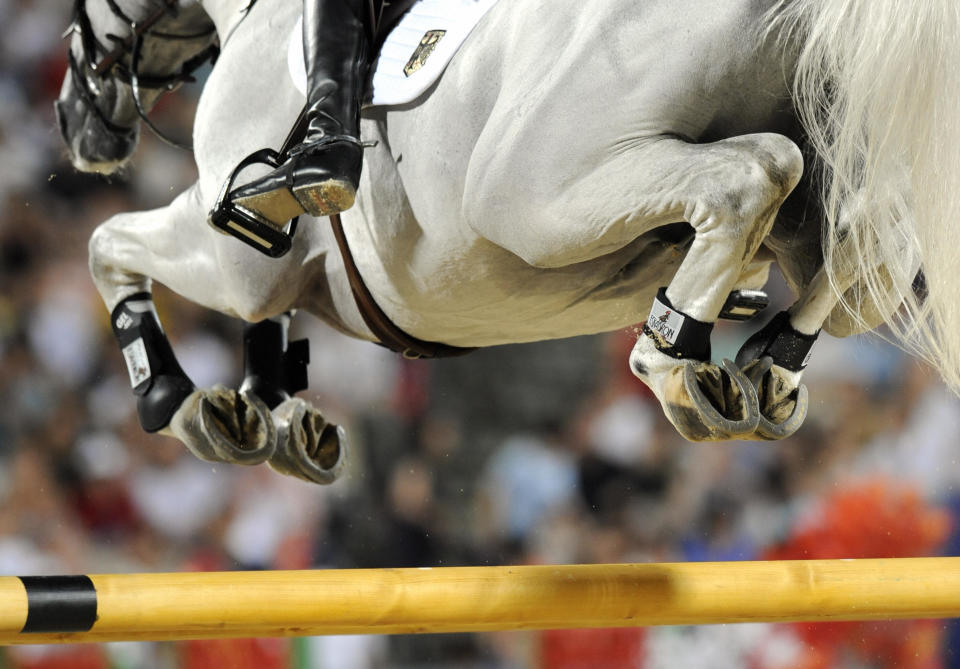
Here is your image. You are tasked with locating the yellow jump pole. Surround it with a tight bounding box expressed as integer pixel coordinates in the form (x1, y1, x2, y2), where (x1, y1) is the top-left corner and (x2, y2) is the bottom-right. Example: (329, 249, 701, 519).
(1, 558, 959, 645)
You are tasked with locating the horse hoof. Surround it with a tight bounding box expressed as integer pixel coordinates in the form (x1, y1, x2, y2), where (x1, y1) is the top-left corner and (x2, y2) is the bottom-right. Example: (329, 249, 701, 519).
(166, 386, 276, 465)
(269, 398, 347, 484)
(661, 359, 760, 441)
(741, 357, 809, 440)
(198, 386, 277, 464)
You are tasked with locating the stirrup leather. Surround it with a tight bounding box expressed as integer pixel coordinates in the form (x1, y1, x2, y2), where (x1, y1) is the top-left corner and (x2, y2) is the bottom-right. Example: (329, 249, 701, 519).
(208, 148, 301, 258)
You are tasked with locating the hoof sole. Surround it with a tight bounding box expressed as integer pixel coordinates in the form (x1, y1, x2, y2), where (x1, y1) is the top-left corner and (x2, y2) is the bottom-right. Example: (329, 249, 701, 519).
(166, 386, 276, 465)
(667, 358, 760, 441)
(269, 398, 347, 484)
(742, 357, 809, 440)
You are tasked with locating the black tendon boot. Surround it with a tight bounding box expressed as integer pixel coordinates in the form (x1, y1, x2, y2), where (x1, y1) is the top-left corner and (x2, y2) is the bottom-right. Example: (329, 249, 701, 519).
(231, 0, 369, 223)
(111, 293, 195, 433)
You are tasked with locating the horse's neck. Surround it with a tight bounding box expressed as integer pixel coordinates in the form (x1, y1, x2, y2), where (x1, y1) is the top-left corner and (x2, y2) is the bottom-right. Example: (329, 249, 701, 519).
(196, 0, 255, 42)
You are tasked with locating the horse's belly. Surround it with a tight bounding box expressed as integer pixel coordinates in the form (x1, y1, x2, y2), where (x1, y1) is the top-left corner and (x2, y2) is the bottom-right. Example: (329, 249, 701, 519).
(351, 224, 692, 347)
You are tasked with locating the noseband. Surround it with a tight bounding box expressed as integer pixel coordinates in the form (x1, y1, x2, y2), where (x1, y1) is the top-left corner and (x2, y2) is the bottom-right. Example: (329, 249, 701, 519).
(65, 0, 221, 150)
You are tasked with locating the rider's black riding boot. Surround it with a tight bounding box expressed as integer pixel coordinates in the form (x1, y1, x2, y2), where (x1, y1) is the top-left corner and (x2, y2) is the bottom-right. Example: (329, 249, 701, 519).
(231, 0, 369, 223)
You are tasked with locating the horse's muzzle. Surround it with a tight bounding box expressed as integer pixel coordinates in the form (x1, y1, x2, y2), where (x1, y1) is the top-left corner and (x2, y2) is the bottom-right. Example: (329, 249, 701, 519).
(54, 85, 138, 173)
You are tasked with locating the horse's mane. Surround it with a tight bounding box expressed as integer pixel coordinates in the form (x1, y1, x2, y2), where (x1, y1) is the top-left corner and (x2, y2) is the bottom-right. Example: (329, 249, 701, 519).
(765, 0, 960, 392)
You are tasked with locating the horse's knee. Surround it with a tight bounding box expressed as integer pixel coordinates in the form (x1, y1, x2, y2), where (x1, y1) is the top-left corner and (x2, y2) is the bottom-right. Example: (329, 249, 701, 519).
(88, 218, 144, 308)
(729, 134, 803, 203)
(88, 219, 116, 281)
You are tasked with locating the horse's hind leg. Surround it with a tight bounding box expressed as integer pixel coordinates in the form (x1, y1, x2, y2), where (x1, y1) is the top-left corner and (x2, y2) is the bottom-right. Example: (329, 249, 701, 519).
(733, 270, 836, 440)
(466, 133, 803, 440)
(736, 213, 914, 439)
(625, 136, 803, 441)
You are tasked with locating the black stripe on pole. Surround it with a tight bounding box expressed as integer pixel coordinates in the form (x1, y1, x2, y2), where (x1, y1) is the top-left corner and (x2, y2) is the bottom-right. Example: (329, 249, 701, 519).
(19, 576, 98, 634)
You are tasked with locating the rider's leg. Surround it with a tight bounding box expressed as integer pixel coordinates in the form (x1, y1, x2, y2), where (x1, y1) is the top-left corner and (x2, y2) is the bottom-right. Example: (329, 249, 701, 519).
(231, 0, 370, 223)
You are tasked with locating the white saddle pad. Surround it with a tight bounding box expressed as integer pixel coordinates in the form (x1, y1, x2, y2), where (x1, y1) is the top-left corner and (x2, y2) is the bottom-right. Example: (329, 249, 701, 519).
(288, 0, 498, 108)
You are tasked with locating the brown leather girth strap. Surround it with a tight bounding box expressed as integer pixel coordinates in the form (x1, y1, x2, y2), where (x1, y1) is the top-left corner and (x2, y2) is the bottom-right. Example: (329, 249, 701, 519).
(329, 214, 476, 359)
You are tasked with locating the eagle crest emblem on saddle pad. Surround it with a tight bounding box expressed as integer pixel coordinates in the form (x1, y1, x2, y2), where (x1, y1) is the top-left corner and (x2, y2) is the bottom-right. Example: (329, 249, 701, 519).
(288, 0, 498, 107)
(404, 30, 447, 76)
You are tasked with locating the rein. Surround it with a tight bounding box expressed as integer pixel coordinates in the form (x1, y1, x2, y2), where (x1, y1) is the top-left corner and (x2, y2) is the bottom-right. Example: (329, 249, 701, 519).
(67, 0, 223, 150)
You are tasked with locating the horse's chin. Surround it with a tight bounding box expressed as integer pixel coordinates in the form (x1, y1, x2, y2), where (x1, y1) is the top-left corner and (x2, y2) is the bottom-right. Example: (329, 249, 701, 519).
(69, 150, 131, 176)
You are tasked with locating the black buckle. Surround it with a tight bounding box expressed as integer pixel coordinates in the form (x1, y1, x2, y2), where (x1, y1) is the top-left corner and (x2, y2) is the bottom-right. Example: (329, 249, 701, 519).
(208, 148, 299, 258)
(719, 289, 769, 322)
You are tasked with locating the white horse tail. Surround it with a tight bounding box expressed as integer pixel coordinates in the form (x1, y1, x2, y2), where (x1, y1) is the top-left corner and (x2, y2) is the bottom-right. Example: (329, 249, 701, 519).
(766, 0, 960, 390)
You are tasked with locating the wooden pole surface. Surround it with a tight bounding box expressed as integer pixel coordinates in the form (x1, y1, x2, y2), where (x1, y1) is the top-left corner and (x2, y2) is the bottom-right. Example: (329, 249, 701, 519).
(2, 558, 960, 644)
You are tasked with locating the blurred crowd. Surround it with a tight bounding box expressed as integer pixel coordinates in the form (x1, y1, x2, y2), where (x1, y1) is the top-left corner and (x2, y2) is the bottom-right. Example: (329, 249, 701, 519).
(3, 1, 960, 667)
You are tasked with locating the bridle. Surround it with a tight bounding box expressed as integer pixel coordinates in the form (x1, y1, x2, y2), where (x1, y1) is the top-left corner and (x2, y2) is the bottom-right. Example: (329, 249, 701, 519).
(65, 0, 221, 150)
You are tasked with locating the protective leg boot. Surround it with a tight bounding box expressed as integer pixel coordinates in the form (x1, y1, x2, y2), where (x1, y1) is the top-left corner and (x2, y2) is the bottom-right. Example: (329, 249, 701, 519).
(231, 0, 369, 223)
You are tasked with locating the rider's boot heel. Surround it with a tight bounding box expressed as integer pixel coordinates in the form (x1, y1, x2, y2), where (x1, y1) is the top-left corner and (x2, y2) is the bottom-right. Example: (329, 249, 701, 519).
(287, 137, 363, 216)
(232, 178, 354, 223)
(292, 177, 357, 218)
(232, 140, 362, 222)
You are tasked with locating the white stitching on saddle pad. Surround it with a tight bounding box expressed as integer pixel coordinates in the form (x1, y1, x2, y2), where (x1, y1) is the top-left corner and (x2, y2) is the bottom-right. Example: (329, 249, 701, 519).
(287, 0, 498, 108)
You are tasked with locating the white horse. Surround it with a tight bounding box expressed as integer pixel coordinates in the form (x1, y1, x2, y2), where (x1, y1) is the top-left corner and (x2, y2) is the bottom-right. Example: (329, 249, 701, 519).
(56, 0, 960, 483)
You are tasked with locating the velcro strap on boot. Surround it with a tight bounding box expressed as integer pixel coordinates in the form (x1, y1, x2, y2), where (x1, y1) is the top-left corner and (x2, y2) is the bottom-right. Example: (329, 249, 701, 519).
(240, 316, 311, 410)
(756, 311, 819, 372)
(642, 287, 713, 360)
(283, 338, 310, 395)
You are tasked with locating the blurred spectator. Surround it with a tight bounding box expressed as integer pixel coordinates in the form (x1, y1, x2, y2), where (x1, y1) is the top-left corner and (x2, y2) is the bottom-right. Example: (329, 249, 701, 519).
(477, 423, 580, 557)
(222, 466, 329, 569)
(126, 441, 234, 546)
(680, 492, 756, 562)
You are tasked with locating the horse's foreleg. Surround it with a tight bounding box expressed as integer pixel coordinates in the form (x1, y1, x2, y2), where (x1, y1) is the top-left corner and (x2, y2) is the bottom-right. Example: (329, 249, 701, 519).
(240, 315, 347, 483)
(88, 187, 277, 465)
